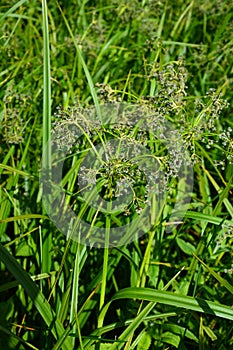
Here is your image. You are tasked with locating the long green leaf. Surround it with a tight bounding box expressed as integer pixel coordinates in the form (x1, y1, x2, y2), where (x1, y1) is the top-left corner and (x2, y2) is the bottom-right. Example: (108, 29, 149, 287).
(0, 163, 34, 177)
(193, 254, 233, 294)
(174, 210, 233, 226)
(0, 214, 48, 223)
(100, 287, 233, 323)
(42, 0, 52, 274)
(0, 0, 29, 24)
(56, 1, 101, 121)
(0, 325, 39, 350)
(79, 312, 178, 349)
(0, 243, 73, 350)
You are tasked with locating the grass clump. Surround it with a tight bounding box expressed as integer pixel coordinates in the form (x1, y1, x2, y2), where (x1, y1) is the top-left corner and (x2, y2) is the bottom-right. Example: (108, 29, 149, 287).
(0, 0, 233, 349)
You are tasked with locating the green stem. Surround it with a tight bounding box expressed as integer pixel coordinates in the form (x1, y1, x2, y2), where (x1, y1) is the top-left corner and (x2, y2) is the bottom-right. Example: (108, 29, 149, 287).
(42, 0, 52, 274)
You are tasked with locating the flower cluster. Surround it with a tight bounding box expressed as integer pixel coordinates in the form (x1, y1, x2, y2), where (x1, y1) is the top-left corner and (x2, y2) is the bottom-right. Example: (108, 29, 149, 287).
(52, 98, 193, 222)
(146, 60, 231, 167)
(51, 60, 230, 224)
(214, 224, 233, 274)
(1, 81, 31, 144)
(52, 104, 102, 152)
(151, 60, 188, 116)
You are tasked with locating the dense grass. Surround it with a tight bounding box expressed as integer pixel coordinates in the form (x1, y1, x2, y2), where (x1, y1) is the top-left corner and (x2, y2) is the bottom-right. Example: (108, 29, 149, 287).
(0, 0, 233, 349)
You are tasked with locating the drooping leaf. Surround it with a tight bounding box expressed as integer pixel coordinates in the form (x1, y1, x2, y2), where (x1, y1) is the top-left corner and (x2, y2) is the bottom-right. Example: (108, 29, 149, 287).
(176, 237, 196, 255)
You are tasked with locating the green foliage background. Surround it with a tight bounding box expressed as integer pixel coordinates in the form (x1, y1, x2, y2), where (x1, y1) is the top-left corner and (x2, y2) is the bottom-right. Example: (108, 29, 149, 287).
(0, 0, 233, 349)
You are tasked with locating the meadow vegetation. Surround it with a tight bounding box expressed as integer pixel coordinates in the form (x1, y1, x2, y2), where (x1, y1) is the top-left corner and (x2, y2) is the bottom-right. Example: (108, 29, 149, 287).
(0, 0, 233, 349)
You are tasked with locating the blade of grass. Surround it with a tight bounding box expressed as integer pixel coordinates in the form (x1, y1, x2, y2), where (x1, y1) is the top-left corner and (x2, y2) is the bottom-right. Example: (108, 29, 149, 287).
(98, 206, 111, 328)
(0, 117, 37, 238)
(99, 287, 233, 324)
(0, 272, 57, 293)
(53, 282, 102, 350)
(0, 214, 48, 223)
(201, 164, 233, 219)
(53, 249, 126, 349)
(174, 210, 233, 227)
(0, 325, 39, 350)
(56, 1, 102, 121)
(193, 254, 233, 294)
(0, 163, 34, 178)
(70, 244, 87, 347)
(79, 312, 178, 349)
(170, 1, 194, 38)
(41, 0, 52, 274)
(110, 268, 186, 350)
(0, 243, 73, 349)
(0, 0, 29, 24)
